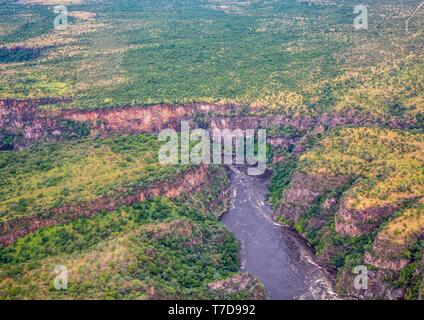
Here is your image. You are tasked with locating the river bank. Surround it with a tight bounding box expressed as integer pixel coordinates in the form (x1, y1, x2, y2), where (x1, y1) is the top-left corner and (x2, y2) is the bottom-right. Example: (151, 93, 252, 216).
(221, 165, 339, 300)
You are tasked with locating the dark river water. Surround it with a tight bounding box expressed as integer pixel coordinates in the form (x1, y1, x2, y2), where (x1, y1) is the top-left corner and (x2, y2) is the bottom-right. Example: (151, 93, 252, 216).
(221, 165, 339, 300)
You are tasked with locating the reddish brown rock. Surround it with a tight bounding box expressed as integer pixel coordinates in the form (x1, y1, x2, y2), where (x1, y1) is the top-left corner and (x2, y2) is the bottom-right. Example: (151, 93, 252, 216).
(336, 266, 405, 300)
(0, 165, 209, 246)
(275, 171, 349, 222)
(207, 272, 267, 300)
(335, 202, 398, 237)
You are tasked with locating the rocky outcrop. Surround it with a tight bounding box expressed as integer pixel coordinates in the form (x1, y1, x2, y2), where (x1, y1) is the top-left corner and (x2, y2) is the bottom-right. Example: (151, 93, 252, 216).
(274, 168, 424, 299)
(1, 98, 416, 149)
(0, 99, 69, 148)
(0, 165, 209, 246)
(364, 237, 409, 272)
(336, 266, 405, 300)
(335, 202, 398, 237)
(207, 272, 267, 300)
(210, 114, 315, 132)
(0, 99, 314, 148)
(356, 231, 424, 299)
(61, 103, 237, 134)
(0, 100, 241, 147)
(275, 171, 349, 222)
(337, 233, 424, 300)
(267, 136, 299, 149)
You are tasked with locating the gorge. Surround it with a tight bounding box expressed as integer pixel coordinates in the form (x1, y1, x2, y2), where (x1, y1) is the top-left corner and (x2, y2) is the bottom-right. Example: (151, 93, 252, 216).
(1, 99, 421, 299)
(222, 165, 338, 300)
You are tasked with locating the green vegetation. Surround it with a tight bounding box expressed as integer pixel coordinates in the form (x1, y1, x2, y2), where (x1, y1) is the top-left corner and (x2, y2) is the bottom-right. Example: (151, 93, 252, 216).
(0, 0, 422, 124)
(0, 200, 236, 299)
(1, 0, 424, 300)
(331, 54, 424, 125)
(395, 238, 424, 299)
(0, 165, 257, 299)
(295, 127, 423, 255)
(267, 125, 304, 140)
(0, 134, 191, 222)
(0, 47, 45, 63)
(268, 153, 298, 208)
(275, 127, 424, 298)
(381, 204, 424, 245)
(300, 127, 424, 211)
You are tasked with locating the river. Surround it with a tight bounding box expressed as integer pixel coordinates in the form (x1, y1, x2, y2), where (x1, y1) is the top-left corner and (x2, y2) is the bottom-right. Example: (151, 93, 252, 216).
(221, 165, 339, 300)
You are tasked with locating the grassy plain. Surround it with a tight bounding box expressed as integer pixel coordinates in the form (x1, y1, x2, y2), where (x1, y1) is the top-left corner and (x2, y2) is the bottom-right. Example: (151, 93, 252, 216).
(0, 0, 422, 122)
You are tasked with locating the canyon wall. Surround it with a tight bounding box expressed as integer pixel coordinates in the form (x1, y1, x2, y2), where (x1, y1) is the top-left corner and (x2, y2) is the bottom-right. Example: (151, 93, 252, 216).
(0, 165, 209, 246)
(0, 99, 315, 148)
(60, 103, 235, 134)
(2, 99, 421, 298)
(0, 100, 239, 147)
(275, 170, 423, 299)
(1, 99, 416, 150)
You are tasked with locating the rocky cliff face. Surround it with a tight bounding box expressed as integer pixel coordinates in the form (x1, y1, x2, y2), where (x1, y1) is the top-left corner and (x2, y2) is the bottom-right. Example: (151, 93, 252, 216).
(335, 202, 398, 237)
(207, 272, 267, 300)
(61, 103, 235, 134)
(0, 99, 316, 148)
(210, 114, 315, 132)
(0, 100, 241, 147)
(0, 100, 277, 149)
(2, 99, 414, 149)
(0, 165, 209, 246)
(275, 172, 350, 223)
(0, 99, 66, 148)
(275, 170, 422, 299)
